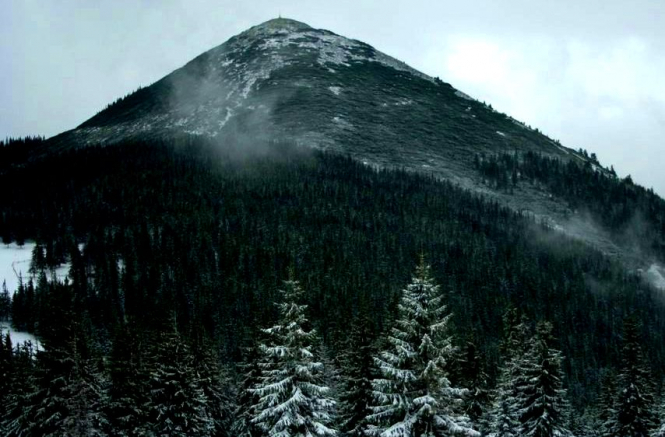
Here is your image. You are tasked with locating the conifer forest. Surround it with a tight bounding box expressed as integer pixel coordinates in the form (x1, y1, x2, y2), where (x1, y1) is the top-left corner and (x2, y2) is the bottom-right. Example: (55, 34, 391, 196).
(1, 136, 665, 436)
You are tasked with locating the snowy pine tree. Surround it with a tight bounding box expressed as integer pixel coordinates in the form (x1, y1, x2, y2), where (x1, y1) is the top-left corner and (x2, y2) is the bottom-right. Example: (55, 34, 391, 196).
(249, 277, 337, 436)
(7, 280, 108, 437)
(605, 315, 656, 437)
(367, 258, 478, 437)
(232, 344, 263, 437)
(518, 321, 572, 437)
(144, 324, 214, 437)
(191, 337, 237, 437)
(1, 341, 37, 436)
(489, 311, 532, 437)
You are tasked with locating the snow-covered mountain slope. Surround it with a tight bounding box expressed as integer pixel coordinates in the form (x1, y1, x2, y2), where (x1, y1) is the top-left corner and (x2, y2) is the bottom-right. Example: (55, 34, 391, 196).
(44, 18, 658, 271)
(52, 18, 576, 169)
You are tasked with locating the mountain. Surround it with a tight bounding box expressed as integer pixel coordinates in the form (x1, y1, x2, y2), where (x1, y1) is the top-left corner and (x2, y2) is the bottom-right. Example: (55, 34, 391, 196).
(3, 18, 665, 432)
(44, 18, 663, 272)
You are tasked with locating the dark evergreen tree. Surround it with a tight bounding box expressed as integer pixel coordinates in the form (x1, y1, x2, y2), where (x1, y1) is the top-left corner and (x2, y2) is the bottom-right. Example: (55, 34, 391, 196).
(518, 321, 572, 437)
(8, 280, 107, 436)
(144, 322, 214, 437)
(192, 337, 237, 437)
(457, 339, 492, 433)
(232, 344, 263, 437)
(1, 340, 37, 436)
(0, 281, 10, 321)
(489, 311, 531, 437)
(338, 316, 376, 437)
(605, 315, 656, 437)
(105, 323, 150, 436)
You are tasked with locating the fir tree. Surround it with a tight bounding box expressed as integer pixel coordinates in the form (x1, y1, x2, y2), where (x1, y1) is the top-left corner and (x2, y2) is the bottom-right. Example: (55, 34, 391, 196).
(1, 340, 37, 436)
(367, 258, 478, 437)
(232, 344, 264, 437)
(9, 280, 107, 436)
(106, 323, 150, 436)
(458, 339, 492, 433)
(337, 316, 376, 437)
(192, 337, 237, 437)
(249, 276, 337, 436)
(145, 322, 214, 437)
(0, 281, 10, 321)
(489, 311, 532, 437)
(518, 321, 572, 437)
(605, 315, 656, 437)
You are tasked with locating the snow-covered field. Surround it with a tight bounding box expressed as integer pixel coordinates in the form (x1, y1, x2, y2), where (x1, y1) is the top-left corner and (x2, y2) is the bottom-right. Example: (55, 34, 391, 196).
(0, 321, 41, 350)
(0, 242, 35, 296)
(0, 242, 70, 296)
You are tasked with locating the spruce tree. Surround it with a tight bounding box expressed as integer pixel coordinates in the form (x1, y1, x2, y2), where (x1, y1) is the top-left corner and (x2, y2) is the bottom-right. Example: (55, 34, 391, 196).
(192, 337, 237, 437)
(490, 311, 532, 437)
(10, 280, 107, 436)
(249, 276, 337, 436)
(457, 339, 491, 433)
(144, 323, 214, 437)
(1, 340, 37, 436)
(367, 258, 478, 437)
(605, 315, 656, 437)
(338, 316, 376, 437)
(232, 343, 263, 437)
(518, 321, 572, 437)
(106, 323, 150, 436)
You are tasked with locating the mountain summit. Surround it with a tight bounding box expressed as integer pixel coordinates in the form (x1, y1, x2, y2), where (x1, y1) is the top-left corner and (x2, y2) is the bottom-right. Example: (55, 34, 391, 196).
(47, 18, 658, 266)
(58, 17, 572, 173)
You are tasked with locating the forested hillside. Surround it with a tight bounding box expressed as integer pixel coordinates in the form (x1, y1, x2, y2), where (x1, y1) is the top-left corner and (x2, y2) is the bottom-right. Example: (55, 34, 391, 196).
(1, 136, 664, 435)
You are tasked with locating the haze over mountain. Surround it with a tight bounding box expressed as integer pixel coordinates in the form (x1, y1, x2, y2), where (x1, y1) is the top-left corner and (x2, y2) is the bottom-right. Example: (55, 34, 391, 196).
(44, 18, 662, 278)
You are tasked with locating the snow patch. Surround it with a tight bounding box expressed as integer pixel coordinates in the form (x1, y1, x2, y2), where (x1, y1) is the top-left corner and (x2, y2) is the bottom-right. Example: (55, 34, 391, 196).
(0, 243, 33, 295)
(218, 107, 234, 129)
(255, 28, 435, 83)
(0, 243, 71, 297)
(328, 86, 342, 96)
(0, 322, 42, 351)
(496, 131, 506, 137)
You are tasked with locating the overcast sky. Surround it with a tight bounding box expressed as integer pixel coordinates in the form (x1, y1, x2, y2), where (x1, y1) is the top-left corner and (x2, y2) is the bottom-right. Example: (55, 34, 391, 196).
(3, 0, 664, 195)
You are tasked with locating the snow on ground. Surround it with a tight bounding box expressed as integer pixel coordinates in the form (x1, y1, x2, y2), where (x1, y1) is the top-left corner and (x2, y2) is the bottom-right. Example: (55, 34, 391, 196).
(0, 243, 34, 296)
(0, 321, 42, 350)
(496, 131, 506, 137)
(218, 107, 234, 129)
(328, 86, 342, 95)
(253, 24, 435, 82)
(646, 264, 665, 291)
(0, 242, 70, 297)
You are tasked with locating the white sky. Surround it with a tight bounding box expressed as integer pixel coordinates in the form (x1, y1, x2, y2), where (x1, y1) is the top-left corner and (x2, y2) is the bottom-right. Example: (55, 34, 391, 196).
(2, 0, 664, 196)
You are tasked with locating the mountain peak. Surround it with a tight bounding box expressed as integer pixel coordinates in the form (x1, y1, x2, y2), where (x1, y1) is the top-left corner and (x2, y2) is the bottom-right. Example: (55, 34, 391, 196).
(244, 17, 312, 35)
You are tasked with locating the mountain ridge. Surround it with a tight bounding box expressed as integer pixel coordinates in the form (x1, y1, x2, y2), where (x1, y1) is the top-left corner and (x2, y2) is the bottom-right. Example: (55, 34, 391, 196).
(40, 18, 663, 276)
